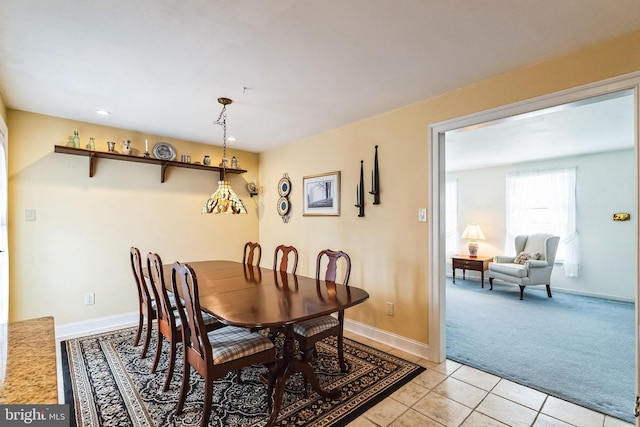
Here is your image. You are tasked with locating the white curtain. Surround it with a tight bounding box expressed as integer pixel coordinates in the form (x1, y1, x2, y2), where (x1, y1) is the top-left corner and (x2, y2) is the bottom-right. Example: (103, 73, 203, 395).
(445, 180, 458, 258)
(505, 168, 578, 276)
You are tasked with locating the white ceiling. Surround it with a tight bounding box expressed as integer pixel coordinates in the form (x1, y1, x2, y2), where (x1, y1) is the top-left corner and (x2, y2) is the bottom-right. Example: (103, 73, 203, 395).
(445, 89, 636, 171)
(1, 1, 640, 153)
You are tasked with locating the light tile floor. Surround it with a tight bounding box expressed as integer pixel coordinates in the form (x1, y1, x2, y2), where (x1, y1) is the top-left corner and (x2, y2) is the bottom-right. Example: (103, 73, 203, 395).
(344, 331, 633, 427)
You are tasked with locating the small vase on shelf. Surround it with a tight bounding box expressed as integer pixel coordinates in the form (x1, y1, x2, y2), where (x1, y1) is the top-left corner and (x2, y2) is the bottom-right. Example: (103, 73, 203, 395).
(122, 140, 132, 155)
(72, 131, 80, 148)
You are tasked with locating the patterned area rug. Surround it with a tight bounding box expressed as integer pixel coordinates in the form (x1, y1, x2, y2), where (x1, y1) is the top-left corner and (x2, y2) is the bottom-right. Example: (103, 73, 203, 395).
(61, 327, 424, 426)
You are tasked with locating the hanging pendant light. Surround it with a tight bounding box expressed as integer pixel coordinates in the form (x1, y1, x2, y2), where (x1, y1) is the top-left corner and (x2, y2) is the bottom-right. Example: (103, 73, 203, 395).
(202, 98, 248, 215)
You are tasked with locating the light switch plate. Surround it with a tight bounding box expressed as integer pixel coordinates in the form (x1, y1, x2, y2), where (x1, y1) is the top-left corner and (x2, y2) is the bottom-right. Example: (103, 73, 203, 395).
(418, 208, 427, 222)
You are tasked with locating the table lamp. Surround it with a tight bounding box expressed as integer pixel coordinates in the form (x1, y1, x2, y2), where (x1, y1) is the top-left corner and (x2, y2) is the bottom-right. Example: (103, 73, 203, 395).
(461, 223, 485, 257)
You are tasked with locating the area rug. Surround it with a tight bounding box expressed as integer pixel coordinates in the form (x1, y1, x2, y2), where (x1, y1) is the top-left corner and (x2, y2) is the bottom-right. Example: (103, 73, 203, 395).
(446, 278, 634, 423)
(61, 326, 424, 426)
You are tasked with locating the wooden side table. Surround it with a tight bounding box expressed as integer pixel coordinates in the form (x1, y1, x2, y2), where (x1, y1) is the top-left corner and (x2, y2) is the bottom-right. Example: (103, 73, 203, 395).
(451, 255, 494, 287)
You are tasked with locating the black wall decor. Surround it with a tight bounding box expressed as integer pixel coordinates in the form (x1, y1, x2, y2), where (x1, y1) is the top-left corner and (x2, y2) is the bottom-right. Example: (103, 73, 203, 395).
(369, 145, 380, 204)
(356, 160, 365, 217)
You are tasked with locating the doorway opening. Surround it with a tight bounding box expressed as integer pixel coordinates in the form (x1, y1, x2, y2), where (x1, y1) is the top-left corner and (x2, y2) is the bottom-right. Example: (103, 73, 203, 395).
(427, 72, 640, 421)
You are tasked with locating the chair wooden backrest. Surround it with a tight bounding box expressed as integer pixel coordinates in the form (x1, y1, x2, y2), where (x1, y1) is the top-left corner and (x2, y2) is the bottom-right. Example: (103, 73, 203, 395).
(147, 253, 178, 331)
(147, 252, 184, 390)
(130, 246, 156, 356)
(171, 262, 212, 373)
(316, 249, 351, 285)
(130, 247, 152, 310)
(273, 245, 299, 273)
(243, 242, 262, 266)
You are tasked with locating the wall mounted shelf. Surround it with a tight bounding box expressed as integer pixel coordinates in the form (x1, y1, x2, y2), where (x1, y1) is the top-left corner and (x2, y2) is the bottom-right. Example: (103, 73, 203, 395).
(54, 145, 247, 183)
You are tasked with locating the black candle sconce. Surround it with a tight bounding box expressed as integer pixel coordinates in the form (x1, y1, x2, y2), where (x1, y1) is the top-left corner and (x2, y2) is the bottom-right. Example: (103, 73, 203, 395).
(355, 160, 365, 217)
(369, 145, 380, 204)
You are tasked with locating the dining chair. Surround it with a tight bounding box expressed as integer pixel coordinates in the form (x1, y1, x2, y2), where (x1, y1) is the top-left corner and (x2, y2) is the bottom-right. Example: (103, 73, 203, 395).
(293, 249, 351, 373)
(130, 247, 155, 358)
(171, 262, 276, 427)
(243, 242, 262, 266)
(147, 253, 222, 392)
(273, 244, 298, 273)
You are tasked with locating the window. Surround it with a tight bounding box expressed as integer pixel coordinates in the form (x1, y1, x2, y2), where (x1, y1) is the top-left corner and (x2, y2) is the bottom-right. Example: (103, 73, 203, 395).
(505, 168, 578, 276)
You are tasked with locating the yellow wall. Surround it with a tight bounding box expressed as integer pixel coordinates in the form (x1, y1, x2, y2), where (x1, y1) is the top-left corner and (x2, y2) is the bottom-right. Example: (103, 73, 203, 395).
(258, 30, 640, 346)
(6, 30, 640, 337)
(7, 111, 259, 323)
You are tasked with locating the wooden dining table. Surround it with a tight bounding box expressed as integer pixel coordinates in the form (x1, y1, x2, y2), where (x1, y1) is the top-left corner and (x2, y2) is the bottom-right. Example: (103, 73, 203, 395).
(159, 260, 369, 426)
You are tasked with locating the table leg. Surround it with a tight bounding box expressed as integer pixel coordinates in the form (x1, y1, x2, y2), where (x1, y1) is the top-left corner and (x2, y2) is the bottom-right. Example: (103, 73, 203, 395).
(265, 324, 341, 427)
(481, 271, 484, 288)
(452, 265, 456, 283)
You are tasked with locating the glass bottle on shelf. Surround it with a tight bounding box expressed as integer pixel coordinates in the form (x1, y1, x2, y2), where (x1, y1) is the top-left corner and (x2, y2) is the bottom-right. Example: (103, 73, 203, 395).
(67, 135, 75, 147)
(72, 131, 80, 148)
(86, 137, 95, 150)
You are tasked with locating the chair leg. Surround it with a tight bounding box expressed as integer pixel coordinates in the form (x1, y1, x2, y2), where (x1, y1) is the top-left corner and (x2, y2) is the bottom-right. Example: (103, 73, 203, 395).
(141, 314, 153, 358)
(151, 335, 163, 373)
(162, 338, 177, 392)
(175, 354, 190, 415)
(546, 284, 552, 298)
(519, 285, 525, 300)
(134, 311, 143, 347)
(200, 377, 214, 427)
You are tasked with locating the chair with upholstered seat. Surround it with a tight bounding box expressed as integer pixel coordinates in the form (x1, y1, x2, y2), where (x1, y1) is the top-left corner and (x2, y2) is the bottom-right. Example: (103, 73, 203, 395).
(273, 245, 298, 274)
(146, 253, 222, 391)
(171, 262, 276, 427)
(243, 242, 262, 266)
(130, 247, 156, 358)
(294, 249, 351, 373)
(487, 233, 560, 300)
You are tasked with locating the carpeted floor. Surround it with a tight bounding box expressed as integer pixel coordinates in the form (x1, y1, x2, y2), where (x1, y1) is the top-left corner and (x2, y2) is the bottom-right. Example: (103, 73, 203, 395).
(61, 326, 424, 427)
(446, 278, 635, 423)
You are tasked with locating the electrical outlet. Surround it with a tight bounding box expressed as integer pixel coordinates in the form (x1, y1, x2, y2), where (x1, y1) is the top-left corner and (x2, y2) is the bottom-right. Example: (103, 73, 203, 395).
(25, 209, 36, 221)
(418, 208, 427, 222)
(84, 292, 95, 305)
(385, 302, 394, 316)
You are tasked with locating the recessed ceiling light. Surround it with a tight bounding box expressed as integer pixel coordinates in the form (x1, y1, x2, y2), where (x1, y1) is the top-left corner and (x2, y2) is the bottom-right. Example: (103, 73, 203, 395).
(96, 109, 110, 116)
(227, 136, 236, 142)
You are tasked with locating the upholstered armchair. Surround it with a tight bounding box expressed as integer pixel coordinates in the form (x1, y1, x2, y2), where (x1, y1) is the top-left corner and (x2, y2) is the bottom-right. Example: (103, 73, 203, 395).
(487, 233, 560, 300)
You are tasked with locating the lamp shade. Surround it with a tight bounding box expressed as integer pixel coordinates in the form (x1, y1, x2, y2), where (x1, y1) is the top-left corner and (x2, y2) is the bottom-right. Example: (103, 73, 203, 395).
(202, 180, 248, 214)
(461, 224, 485, 241)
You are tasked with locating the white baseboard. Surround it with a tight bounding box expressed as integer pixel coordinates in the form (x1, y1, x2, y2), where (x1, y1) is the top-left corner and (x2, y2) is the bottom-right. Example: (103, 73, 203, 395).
(56, 312, 139, 341)
(343, 318, 431, 360)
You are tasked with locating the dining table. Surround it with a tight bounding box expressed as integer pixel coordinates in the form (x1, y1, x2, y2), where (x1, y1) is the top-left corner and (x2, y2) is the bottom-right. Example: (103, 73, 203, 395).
(159, 260, 370, 427)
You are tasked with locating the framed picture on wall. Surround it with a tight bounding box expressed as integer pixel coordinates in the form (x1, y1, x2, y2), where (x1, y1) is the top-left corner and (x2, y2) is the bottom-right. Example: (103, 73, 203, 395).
(303, 171, 341, 216)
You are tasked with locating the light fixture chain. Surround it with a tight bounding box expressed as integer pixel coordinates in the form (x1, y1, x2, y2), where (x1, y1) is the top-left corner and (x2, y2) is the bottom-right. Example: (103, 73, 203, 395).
(214, 104, 228, 158)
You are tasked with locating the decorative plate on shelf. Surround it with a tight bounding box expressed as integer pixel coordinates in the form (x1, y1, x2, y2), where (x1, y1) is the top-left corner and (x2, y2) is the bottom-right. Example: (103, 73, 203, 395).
(277, 197, 290, 216)
(152, 142, 176, 161)
(278, 175, 291, 196)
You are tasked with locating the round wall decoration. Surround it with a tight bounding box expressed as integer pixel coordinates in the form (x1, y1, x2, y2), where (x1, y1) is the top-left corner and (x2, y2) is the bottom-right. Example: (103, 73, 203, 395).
(278, 175, 291, 196)
(277, 173, 291, 223)
(277, 197, 290, 216)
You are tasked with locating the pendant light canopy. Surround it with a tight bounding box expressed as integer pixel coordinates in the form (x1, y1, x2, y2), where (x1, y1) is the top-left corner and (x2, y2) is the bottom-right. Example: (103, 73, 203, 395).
(202, 98, 248, 215)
